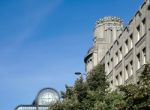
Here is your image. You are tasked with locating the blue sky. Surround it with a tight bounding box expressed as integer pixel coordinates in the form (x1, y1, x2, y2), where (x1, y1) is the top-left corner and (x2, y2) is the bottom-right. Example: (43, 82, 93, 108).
(0, 0, 143, 110)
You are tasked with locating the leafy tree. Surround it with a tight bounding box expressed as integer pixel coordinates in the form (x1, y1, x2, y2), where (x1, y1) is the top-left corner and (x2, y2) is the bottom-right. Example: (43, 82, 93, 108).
(50, 64, 108, 110)
(61, 85, 74, 100)
(104, 91, 126, 110)
(50, 102, 64, 110)
(74, 76, 87, 103)
(87, 64, 108, 92)
(86, 64, 109, 110)
(50, 64, 150, 110)
(119, 64, 150, 109)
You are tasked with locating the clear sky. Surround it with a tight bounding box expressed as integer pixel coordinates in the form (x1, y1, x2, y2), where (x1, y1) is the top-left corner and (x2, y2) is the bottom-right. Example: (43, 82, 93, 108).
(0, 0, 143, 110)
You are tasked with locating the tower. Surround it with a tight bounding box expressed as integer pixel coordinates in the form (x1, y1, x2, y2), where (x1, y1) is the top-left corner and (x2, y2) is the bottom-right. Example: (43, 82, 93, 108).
(94, 16, 124, 62)
(84, 16, 124, 73)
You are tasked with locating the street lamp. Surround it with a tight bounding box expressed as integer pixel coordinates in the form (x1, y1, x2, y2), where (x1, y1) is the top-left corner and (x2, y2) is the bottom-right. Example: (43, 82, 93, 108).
(74, 72, 87, 81)
(74, 72, 82, 75)
(75, 72, 87, 76)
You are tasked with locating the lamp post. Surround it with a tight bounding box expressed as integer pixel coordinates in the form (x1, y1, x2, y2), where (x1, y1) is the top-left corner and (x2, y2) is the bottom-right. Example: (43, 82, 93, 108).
(74, 72, 82, 75)
(74, 72, 86, 81)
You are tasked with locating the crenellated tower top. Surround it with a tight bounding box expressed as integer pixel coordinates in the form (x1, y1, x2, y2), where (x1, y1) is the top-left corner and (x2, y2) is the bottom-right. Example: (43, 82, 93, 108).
(93, 16, 124, 62)
(96, 16, 123, 25)
(84, 16, 124, 72)
(94, 16, 124, 43)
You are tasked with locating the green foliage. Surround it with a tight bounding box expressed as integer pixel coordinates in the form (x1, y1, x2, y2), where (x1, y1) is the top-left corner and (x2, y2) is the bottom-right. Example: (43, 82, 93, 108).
(74, 76, 88, 103)
(87, 64, 108, 92)
(50, 102, 64, 110)
(104, 91, 126, 110)
(50, 64, 150, 110)
(87, 64, 109, 105)
(85, 64, 109, 109)
(61, 85, 74, 99)
(50, 64, 108, 110)
(119, 64, 150, 109)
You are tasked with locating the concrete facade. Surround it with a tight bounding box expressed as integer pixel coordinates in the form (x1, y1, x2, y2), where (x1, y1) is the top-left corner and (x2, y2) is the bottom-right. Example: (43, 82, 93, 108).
(84, 0, 150, 90)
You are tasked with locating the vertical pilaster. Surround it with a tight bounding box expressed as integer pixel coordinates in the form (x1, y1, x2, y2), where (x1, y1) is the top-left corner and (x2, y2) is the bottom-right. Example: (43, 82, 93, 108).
(146, 2, 150, 63)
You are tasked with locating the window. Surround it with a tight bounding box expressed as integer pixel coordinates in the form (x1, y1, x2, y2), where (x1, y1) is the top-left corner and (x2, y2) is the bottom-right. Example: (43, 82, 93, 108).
(148, 5, 150, 10)
(110, 80, 113, 87)
(116, 75, 119, 86)
(125, 39, 129, 54)
(138, 11, 142, 17)
(111, 80, 113, 85)
(137, 25, 140, 33)
(111, 58, 113, 62)
(119, 72, 123, 85)
(142, 18, 146, 36)
(142, 18, 146, 25)
(130, 34, 133, 49)
(119, 47, 122, 61)
(137, 25, 140, 41)
(107, 62, 110, 73)
(110, 29, 115, 42)
(125, 65, 129, 80)
(107, 62, 110, 67)
(142, 48, 146, 65)
(130, 61, 133, 76)
(116, 52, 119, 65)
(137, 53, 141, 70)
(110, 58, 113, 71)
(108, 29, 113, 42)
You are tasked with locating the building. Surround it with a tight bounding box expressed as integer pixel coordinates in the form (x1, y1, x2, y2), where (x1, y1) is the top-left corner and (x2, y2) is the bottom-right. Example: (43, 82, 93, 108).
(84, 0, 150, 90)
(15, 88, 60, 110)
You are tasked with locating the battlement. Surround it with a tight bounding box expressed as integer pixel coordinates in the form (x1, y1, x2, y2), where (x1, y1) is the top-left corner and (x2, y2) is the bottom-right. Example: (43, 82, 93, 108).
(96, 16, 123, 25)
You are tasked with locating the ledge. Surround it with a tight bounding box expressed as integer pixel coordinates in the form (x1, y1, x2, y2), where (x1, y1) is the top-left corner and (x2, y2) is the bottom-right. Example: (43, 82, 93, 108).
(115, 60, 122, 70)
(106, 70, 113, 78)
(136, 64, 146, 75)
(124, 48, 133, 60)
(135, 33, 146, 48)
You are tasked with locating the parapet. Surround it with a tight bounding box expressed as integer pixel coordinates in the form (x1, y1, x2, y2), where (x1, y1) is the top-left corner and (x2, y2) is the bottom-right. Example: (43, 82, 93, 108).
(96, 16, 123, 25)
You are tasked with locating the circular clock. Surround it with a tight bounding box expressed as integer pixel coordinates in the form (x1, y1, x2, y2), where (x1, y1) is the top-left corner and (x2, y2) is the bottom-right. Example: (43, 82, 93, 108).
(37, 88, 60, 106)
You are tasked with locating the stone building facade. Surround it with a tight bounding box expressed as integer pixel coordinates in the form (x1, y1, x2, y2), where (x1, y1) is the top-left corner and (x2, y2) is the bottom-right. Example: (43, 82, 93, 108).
(84, 0, 150, 90)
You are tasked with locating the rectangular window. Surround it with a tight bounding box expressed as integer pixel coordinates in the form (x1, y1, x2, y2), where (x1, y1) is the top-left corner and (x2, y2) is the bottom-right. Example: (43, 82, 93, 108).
(142, 18, 146, 25)
(119, 72, 123, 85)
(142, 18, 146, 36)
(142, 48, 146, 65)
(137, 53, 141, 70)
(111, 58, 113, 69)
(110, 80, 113, 86)
(107, 62, 110, 73)
(116, 51, 119, 65)
(138, 11, 142, 17)
(137, 25, 140, 41)
(130, 61, 133, 76)
(130, 34, 133, 49)
(125, 39, 129, 54)
(137, 25, 140, 32)
(107, 62, 110, 67)
(119, 47, 122, 61)
(148, 5, 150, 10)
(116, 75, 119, 86)
(125, 65, 129, 80)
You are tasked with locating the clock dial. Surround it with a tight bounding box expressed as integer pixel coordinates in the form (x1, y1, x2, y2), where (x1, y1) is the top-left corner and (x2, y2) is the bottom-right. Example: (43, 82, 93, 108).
(38, 88, 60, 106)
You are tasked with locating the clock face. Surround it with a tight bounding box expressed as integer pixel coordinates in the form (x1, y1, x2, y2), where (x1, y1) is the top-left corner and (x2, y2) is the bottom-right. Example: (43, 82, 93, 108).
(38, 88, 60, 106)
